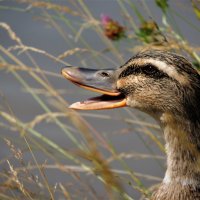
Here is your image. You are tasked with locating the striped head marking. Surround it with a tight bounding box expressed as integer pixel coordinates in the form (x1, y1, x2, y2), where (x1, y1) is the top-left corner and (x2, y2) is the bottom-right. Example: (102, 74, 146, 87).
(116, 50, 200, 116)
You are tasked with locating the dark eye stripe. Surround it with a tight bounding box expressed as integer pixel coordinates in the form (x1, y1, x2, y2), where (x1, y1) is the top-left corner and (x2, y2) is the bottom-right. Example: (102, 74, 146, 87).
(119, 65, 140, 78)
(142, 64, 168, 78)
(119, 64, 168, 79)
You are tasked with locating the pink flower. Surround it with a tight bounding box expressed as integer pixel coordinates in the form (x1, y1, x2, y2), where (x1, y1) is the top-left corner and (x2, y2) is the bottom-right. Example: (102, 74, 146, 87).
(100, 14, 112, 26)
(100, 14, 126, 41)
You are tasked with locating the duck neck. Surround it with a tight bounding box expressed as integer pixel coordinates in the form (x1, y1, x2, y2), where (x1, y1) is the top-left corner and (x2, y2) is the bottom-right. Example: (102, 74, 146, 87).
(160, 113, 200, 186)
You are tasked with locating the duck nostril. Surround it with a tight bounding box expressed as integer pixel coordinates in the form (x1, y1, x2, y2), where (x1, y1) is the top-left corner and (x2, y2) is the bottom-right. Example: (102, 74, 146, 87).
(100, 71, 110, 77)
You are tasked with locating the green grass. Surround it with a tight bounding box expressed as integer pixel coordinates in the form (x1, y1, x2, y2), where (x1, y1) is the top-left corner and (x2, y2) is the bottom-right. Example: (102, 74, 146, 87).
(0, 0, 200, 199)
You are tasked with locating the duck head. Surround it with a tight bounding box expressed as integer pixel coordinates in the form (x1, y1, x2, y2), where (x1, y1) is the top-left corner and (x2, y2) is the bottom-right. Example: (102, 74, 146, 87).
(62, 50, 200, 120)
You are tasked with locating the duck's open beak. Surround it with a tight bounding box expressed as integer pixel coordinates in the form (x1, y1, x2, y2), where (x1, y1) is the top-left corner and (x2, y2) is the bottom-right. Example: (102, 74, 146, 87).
(61, 67, 126, 110)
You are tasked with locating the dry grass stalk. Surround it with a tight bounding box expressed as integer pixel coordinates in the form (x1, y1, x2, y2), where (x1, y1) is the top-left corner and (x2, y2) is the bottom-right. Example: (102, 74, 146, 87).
(17, 0, 81, 16)
(26, 112, 67, 129)
(4, 139, 23, 162)
(13, 163, 162, 182)
(8, 45, 68, 65)
(67, 110, 123, 194)
(8, 45, 89, 65)
(23, 88, 66, 96)
(59, 183, 72, 200)
(8, 45, 47, 55)
(58, 48, 88, 59)
(107, 152, 164, 163)
(0, 23, 22, 44)
(0, 111, 18, 125)
(75, 19, 99, 42)
(23, 137, 55, 200)
(6, 160, 31, 198)
(0, 62, 61, 77)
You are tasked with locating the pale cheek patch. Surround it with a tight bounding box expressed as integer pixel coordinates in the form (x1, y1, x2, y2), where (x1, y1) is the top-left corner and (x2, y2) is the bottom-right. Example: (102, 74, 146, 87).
(116, 78, 127, 89)
(126, 97, 143, 109)
(134, 58, 189, 85)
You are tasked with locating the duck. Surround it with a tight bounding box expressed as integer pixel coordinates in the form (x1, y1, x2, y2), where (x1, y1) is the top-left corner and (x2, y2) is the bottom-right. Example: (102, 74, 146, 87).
(61, 50, 200, 200)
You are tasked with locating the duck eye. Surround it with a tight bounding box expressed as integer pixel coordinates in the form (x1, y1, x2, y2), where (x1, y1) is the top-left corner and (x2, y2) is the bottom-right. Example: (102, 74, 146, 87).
(99, 71, 110, 77)
(141, 64, 167, 79)
(142, 64, 158, 75)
